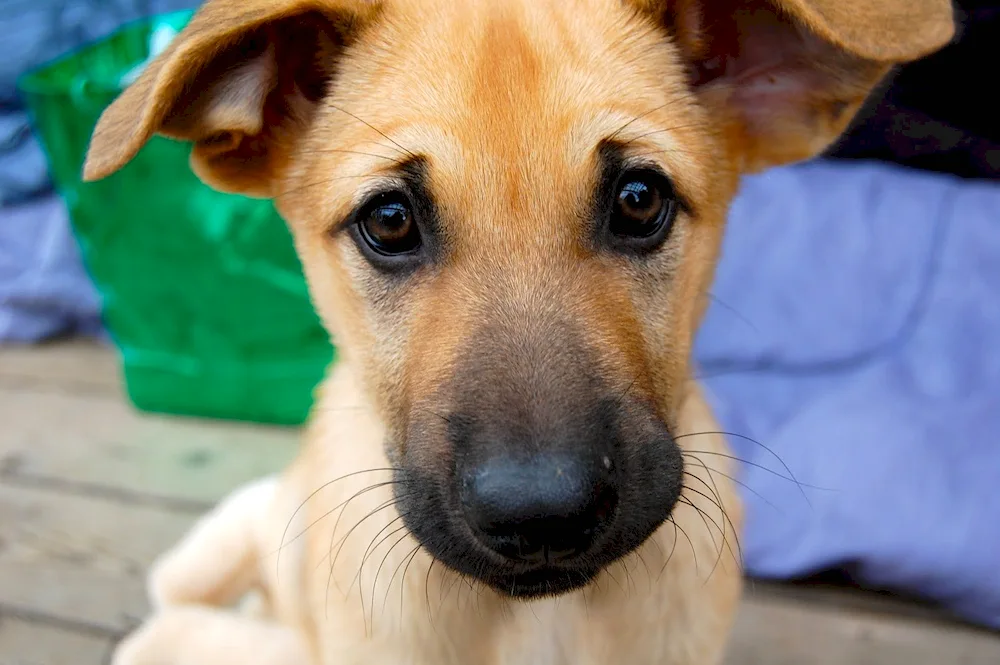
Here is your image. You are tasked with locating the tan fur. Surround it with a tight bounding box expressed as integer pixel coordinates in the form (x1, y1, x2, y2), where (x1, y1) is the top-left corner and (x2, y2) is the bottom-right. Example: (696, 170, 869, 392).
(82, 1, 954, 663)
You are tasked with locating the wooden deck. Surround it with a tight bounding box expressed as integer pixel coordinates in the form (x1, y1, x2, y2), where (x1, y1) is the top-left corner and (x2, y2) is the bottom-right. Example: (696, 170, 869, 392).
(1, 339, 999, 665)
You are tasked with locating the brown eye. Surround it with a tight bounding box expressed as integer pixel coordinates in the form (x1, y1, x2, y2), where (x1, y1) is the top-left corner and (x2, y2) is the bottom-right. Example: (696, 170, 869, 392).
(358, 191, 421, 255)
(609, 170, 677, 242)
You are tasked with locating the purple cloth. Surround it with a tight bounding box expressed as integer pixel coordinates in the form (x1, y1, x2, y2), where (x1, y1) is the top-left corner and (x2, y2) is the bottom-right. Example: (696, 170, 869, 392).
(0, 196, 102, 341)
(696, 159, 1000, 628)
(1, 0, 198, 340)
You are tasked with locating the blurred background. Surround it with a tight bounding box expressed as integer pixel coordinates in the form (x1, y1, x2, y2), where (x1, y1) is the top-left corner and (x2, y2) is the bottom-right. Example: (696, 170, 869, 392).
(0, 1, 998, 663)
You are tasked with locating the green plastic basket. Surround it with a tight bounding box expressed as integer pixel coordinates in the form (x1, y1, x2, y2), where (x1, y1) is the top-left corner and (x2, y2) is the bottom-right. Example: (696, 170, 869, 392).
(19, 11, 334, 425)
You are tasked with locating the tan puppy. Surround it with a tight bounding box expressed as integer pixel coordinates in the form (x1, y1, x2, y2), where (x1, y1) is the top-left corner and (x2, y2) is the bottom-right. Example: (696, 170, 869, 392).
(83, 0, 954, 663)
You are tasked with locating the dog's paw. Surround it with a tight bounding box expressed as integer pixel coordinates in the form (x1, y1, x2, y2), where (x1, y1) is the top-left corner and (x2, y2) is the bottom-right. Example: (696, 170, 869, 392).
(112, 606, 308, 665)
(147, 476, 278, 609)
(112, 611, 187, 665)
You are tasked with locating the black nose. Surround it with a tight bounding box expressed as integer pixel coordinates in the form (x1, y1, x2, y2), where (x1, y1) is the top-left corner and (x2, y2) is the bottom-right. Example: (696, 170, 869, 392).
(460, 454, 618, 564)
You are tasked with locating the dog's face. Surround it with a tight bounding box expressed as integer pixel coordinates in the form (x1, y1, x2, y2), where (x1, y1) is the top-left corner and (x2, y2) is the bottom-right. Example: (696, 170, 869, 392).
(85, 0, 953, 597)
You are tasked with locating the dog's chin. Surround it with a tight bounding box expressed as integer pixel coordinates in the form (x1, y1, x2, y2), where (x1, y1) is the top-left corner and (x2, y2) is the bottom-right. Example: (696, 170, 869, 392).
(405, 514, 672, 600)
(479, 565, 601, 599)
(423, 523, 666, 600)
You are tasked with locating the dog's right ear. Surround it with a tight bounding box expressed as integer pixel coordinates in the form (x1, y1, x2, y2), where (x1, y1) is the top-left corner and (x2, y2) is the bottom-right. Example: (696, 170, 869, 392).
(83, 0, 379, 197)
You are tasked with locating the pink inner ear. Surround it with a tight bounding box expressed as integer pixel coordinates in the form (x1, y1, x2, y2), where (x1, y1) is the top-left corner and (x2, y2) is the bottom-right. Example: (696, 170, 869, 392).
(690, 5, 832, 120)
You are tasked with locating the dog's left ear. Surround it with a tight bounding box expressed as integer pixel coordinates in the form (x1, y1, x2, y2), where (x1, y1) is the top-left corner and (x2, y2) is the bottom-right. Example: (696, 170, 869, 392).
(633, 0, 956, 172)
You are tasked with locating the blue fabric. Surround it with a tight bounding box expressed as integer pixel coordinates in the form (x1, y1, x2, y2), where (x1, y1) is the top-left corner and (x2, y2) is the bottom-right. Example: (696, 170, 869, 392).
(1, 0, 197, 339)
(1, 0, 199, 205)
(696, 159, 1000, 629)
(0, 196, 103, 341)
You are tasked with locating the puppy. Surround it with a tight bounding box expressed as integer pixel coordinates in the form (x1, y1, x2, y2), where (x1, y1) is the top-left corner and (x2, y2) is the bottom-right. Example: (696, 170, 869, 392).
(83, 0, 954, 663)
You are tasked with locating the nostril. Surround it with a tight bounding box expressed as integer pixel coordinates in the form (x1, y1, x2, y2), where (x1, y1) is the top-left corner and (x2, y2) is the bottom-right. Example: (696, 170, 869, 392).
(460, 454, 618, 563)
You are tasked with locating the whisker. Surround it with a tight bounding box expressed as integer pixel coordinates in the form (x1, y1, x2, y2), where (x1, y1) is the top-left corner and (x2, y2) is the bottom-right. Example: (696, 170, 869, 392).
(416, 406, 452, 425)
(647, 530, 666, 561)
(440, 563, 466, 610)
(372, 527, 410, 633)
(678, 495, 731, 583)
(276, 468, 399, 576)
(679, 491, 721, 550)
(330, 493, 406, 574)
(682, 469, 748, 576)
(369, 532, 411, 634)
(293, 147, 405, 163)
(285, 481, 401, 569)
(682, 484, 744, 567)
(399, 545, 422, 622)
(634, 549, 653, 586)
(319, 483, 403, 609)
(615, 373, 642, 408)
(656, 517, 681, 583)
(605, 563, 626, 595)
(675, 431, 816, 506)
(671, 518, 699, 577)
(381, 544, 421, 619)
(683, 453, 749, 563)
(703, 292, 760, 334)
(275, 173, 406, 201)
(606, 92, 702, 143)
(424, 557, 439, 631)
(356, 521, 409, 626)
(317, 505, 413, 620)
(329, 104, 418, 161)
(622, 123, 710, 146)
(682, 449, 827, 492)
(355, 516, 408, 589)
(684, 462, 782, 514)
(607, 101, 673, 143)
(617, 559, 633, 598)
(631, 145, 716, 161)
(327, 481, 402, 567)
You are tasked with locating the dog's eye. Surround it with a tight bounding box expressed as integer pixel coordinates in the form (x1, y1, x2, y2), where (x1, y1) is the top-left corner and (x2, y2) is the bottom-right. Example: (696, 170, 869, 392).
(609, 170, 677, 245)
(357, 192, 421, 256)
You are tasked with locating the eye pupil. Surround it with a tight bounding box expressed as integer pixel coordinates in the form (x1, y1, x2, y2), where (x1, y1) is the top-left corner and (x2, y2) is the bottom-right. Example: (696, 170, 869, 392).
(609, 170, 676, 243)
(374, 203, 408, 237)
(619, 181, 657, 216)
(358, 193, 421, 255)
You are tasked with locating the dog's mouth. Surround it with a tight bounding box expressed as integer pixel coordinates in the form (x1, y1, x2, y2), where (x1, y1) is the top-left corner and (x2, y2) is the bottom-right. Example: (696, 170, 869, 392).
(477, 563, 602, 599)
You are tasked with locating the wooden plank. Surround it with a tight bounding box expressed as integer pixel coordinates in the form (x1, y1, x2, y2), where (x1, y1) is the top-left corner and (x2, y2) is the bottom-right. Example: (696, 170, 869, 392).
(0, 384, 298, 507)
(0, 339, 121, 395)
(4, 341, 1000, 664)
(725, 590, 1000, 665)
(755, 579, 964, 626)
(0, 484, 195, 633)
(1, 467, 998, 661)
(0, 616, 111, 665)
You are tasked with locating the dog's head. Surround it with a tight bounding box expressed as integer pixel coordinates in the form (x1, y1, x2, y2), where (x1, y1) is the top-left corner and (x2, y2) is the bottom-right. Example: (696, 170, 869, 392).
(85, 0, 953, 598)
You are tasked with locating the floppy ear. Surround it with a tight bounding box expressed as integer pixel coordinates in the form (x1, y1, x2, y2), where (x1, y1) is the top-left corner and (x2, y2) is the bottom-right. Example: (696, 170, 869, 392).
(634, 0, 956, 172)
(82, 0, 378, 197)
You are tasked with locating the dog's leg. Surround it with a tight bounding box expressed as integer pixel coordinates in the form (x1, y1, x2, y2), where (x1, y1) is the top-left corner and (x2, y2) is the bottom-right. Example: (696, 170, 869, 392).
(148, 476, 277, 609)
(113, 606, 308, 665)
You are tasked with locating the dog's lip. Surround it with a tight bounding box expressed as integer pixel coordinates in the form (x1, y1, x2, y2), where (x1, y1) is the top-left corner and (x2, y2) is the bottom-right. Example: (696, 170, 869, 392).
(478, 564, 600, 599)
